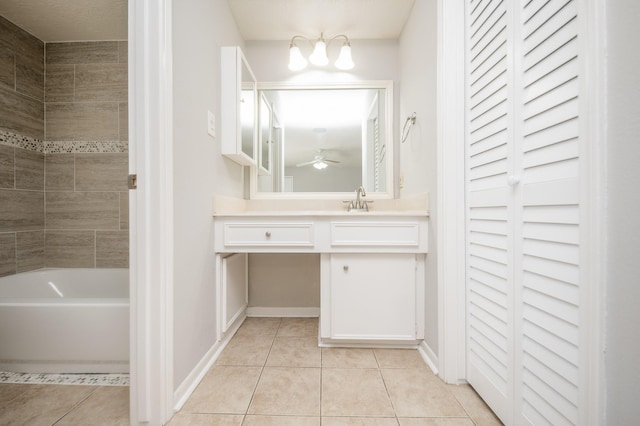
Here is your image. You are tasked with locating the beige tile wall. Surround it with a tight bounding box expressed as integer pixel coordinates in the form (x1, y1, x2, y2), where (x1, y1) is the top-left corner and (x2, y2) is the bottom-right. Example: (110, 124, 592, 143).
(0, 16, 44, 140)
(44, 41, 129, 269)
(0, 19, 129, 276)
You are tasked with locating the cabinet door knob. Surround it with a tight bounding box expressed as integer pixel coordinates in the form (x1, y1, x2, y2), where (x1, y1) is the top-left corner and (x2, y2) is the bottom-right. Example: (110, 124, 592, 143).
(343, 265, 349, 272)
(265, 231, 271, 238)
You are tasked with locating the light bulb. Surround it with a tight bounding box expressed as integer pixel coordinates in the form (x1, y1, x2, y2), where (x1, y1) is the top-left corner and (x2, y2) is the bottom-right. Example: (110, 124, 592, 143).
(313, 161, 328, 170)
(309, 39, 329, 66)
(334, 43, 354, 70)
(288, 45, 308, 71)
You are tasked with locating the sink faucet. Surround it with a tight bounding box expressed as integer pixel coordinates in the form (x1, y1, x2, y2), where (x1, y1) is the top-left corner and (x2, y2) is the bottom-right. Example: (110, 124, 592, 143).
(343, 186, 372, 211)
(355, 186, 367, 209)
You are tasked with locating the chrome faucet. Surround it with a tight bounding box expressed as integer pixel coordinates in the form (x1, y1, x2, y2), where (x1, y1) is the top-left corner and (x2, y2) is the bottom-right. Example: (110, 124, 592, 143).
(344, 186, 370, 211)
(355, 186, 366, 209)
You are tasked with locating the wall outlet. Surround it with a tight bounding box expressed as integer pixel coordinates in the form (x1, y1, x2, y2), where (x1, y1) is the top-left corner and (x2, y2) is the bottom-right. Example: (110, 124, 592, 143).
(399, 172, 405, 189)
(207, 110, 216, 138)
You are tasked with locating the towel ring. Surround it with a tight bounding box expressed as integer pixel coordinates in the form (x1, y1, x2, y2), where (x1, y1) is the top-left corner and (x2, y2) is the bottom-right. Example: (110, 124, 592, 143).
(401, 112, 417, 143)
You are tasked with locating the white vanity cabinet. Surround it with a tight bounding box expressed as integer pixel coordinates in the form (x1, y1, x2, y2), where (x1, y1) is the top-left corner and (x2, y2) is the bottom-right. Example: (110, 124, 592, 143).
(213, 212, 428, 347)
(321, 253, 420, 343)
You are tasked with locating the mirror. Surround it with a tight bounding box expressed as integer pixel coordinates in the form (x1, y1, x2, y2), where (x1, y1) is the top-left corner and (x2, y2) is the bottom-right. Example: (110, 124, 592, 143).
(240, 58, 256, 161)
(259, 93, 273, 175)
(251, 81, 393, 198)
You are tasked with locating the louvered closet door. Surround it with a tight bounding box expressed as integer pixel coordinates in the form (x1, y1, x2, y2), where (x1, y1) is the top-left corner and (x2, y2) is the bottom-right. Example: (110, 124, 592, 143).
(465, 0, 514, 423)
(515, 0, 581, 424)
(465, 0, 584, 425)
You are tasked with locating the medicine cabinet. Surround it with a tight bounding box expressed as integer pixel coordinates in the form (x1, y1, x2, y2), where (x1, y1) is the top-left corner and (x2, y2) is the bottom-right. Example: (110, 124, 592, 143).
(221, 46, 257, 166)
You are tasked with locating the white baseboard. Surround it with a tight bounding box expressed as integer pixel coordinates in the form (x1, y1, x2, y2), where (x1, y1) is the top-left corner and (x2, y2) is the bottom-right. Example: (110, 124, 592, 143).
(246, 307, 320, 317)
(418, 340, 439, 375)
(172, 313, 245, 412)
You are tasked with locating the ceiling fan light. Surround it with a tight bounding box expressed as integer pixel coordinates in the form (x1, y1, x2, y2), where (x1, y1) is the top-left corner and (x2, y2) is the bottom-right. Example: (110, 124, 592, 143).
(288, 44, 308, 71)
(309, 39, 329, 66)
(334, 43, 354, 70)
(313, 161, 328, 170)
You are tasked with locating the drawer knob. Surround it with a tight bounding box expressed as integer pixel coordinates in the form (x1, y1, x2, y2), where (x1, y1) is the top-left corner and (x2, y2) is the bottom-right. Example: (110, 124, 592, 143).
(343, 265, 349, 272)
(265, 231, 271, 238)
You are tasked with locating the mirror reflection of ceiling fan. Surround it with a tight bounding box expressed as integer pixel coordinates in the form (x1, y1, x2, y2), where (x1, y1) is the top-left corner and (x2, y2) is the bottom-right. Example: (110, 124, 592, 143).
(295, 150, 341, 170)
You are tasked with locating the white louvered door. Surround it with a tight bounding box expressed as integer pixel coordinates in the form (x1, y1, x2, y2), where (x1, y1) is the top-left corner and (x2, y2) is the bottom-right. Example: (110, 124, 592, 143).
(465, 0, 514, 423)
(465, 0, 584, 425)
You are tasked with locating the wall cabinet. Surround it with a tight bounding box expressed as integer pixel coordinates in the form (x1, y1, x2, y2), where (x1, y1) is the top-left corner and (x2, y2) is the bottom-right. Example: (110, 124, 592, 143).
(320, 253, 421, 343)
(221, 46, 257, 166)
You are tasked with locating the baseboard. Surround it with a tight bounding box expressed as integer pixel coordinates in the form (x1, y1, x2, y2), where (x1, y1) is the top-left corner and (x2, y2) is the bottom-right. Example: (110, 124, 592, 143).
(246, 307, 320, 317)
(417, 340, 439, 375)
(172, 313, 245, 412)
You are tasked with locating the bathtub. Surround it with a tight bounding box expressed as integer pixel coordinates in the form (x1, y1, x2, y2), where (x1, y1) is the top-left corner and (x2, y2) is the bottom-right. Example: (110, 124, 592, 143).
(0, 268, 129, 373)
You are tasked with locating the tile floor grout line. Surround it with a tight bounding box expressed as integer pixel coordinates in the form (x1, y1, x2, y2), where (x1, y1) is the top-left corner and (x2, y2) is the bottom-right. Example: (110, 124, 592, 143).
(241, 317, 280, 423)
(50, 385, 101, 426)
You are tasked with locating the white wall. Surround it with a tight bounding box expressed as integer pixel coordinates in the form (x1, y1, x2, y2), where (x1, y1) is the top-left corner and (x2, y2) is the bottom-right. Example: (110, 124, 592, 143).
(248, 254, 320, 308)
(605, 0, 640, 422)
(172, 0, 245, 389)
(398, 0, 438, 354)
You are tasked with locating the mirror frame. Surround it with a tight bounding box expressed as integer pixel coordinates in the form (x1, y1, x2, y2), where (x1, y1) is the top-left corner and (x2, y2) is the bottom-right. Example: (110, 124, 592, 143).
(249, 80, 394, 200)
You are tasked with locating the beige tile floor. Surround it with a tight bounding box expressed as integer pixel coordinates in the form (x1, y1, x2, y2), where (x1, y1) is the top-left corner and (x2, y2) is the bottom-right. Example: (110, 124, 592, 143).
(0, 317, 501, 425)
(0, 383, 129, 425)
(169, 317, 503, 426)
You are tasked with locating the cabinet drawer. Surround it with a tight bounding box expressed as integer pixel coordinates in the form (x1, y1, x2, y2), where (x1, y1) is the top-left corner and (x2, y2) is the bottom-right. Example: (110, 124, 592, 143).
(224, 223, 315, 247)
(331, 221, 420, 247)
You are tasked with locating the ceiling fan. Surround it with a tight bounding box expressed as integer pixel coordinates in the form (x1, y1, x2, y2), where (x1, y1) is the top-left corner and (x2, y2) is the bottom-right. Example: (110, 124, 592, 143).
(295, 150, 341, 170)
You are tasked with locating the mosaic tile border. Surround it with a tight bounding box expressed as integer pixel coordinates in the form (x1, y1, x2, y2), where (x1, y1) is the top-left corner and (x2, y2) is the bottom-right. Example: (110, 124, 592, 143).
(0, 130, 128, 154)
(0, 371, 129, 386)
(0, 129, 44, 153)
(45, 140, 129, 154)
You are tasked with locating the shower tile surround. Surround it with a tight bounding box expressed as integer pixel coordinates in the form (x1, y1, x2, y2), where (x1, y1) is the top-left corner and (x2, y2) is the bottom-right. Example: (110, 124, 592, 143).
(0, 16, 128, 277)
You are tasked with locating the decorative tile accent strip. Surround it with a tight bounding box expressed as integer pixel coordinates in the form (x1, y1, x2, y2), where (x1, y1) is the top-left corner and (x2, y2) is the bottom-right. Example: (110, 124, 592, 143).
(0, 131, 127, 154)
(45, 141, 129, 154)
(0, 130, 44, 153)
(0, 371, 129, 386)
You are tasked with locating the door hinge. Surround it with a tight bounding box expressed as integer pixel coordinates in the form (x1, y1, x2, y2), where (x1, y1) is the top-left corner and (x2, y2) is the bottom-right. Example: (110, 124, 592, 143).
(128, 174, 137, 189)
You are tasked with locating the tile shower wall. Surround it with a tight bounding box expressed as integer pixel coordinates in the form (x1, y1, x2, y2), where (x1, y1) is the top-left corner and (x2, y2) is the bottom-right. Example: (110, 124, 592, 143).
(0, 15, 128, 276)
(44, 41, 129, 269)
(0, 16, 45, 277)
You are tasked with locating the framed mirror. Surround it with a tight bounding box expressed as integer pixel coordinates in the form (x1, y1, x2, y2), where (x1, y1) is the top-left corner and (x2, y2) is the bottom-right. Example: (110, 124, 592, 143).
(250, 81, 393, 199)
(239, 57, 256, 161)
(258, 92, 273, 175)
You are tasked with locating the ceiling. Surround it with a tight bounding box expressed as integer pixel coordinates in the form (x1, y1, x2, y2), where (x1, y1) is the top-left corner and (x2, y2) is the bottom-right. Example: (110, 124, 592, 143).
(229, 0, 416, 41)
(0, 0, 414, 43)
(0, 0, 127, 42)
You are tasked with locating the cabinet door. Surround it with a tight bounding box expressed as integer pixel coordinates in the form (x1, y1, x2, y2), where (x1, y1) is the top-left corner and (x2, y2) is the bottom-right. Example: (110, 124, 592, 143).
(222, 253, 248, 332)
(329, 253, 416, 341)
(221, 46, 257, 166)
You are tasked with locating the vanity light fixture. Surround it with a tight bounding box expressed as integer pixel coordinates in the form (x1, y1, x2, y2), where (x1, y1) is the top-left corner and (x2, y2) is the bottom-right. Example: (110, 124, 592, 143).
(288, 33, 354, 71)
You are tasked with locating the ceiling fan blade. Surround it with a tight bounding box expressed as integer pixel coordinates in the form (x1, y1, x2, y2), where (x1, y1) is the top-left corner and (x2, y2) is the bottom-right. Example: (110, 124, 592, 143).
(296, 159, 318, 167)
(324, 159, 340, 164)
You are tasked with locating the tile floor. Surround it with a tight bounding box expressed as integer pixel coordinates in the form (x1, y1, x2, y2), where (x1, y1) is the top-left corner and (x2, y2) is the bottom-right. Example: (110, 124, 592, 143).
(169, 317, 502, 426)
(0, 383, 129, 425)
(0, 317, 502, 425)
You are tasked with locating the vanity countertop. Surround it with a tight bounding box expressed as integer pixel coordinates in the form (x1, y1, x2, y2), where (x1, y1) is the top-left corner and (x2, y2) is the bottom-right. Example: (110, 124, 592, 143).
(212, 210, 428, 217)
(212, 193, 430, 218)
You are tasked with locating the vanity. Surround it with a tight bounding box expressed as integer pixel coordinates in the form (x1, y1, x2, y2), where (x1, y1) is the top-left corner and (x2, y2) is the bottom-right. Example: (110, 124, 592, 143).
(216, 46, 429, 348)
(212, 196, 429, 347)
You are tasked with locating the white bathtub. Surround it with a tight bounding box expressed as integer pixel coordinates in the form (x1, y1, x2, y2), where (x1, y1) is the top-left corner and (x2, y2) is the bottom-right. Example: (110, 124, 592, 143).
(0, 268, 129, 373)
